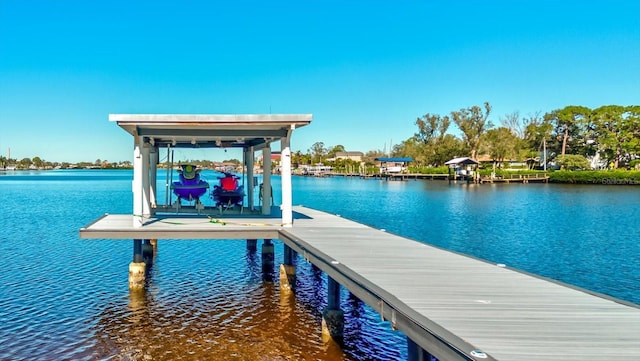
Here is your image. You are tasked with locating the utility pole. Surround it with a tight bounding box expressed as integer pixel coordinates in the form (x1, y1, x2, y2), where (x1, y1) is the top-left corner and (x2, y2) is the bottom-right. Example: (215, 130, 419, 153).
(543, 138, 547, 171)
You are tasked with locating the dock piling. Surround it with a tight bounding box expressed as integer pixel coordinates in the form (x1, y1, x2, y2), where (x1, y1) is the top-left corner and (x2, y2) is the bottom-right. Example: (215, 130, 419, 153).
(261, 239, 275, 280)
(246, 239, 257, 252)
(407, 338, 434, 361)
(128, 262, 146, 289)
(129, 239, 146, 289)
(141, 239, 154, 265)
(322, 276, 344, 344)
(280, 244, 296, 292)
(132, 239, 143, 263)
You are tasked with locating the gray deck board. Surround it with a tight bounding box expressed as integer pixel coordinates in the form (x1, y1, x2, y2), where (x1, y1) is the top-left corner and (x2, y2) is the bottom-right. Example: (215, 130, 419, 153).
(80, 206, 640, 360)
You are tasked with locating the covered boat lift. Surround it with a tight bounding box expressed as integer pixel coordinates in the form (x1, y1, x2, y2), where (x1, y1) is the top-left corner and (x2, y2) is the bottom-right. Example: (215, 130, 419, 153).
(374, 157, 413, 171)
(111, 114, 312, 227)
(374, 157, 413, 177)
(445, 156, 479, 183)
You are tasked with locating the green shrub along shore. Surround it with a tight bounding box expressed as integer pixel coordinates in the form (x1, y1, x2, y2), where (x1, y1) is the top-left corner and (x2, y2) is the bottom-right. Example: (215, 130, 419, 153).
(547, 170, 640, 185)
(407, 166, 640, 185)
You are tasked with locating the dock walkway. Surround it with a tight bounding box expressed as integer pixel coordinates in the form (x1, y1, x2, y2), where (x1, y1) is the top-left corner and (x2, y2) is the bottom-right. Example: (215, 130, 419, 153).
(480, 173, 549, 183)
(81, 206, 640, 361)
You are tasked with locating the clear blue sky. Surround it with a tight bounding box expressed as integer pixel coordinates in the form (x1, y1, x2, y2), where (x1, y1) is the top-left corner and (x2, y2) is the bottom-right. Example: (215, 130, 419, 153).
(1, 0, 638, 163)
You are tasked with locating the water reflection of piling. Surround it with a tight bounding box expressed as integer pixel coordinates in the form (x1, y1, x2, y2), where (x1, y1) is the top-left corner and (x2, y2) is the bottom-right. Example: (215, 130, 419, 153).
(245, 239, 260, 281)
(261, 239, 275, 282)
(127, 288, 147, 325)
(121, 236, 396, 358)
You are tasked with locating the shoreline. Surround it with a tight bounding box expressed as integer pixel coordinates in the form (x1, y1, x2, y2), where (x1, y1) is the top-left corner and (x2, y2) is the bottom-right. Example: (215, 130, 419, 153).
(3, 167, 639, 185)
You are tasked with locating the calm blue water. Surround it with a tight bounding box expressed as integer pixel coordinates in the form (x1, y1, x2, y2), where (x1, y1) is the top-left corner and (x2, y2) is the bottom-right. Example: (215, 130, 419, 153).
(289, 176, 640, 305)
(0, 170, 638, 360)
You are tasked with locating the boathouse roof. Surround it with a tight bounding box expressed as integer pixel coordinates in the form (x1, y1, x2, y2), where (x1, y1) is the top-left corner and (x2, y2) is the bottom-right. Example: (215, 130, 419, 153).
(445, 157, 479, 166)
(109, 114, 312, 149)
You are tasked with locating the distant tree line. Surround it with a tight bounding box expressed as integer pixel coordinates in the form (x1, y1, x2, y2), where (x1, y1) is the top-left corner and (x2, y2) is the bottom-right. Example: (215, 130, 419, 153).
(404, 103, 640, 170)
(0, 156, 133, 170)
(5, 104, 638, 172)
(294, 103, 640, 171)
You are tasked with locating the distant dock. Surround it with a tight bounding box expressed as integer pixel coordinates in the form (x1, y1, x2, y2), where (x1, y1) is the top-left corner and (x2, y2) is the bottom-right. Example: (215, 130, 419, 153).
(319, 172, 550, 183)
(329, 172, 451, 180)
(479, 173, 549, 183)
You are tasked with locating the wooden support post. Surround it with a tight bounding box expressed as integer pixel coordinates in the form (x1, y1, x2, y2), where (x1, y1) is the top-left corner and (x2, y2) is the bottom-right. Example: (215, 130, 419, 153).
(261, 239, 274, 280)
(129, 239, 146, 289)
(322, 276, 344, 344)
(280, 244, 296, 293)
(247, 239, 257, 252)
(407, 338, 433, 361)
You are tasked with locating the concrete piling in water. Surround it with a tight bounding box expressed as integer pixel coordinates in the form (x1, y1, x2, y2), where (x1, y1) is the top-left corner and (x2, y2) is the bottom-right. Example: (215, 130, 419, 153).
(128, 262, 146, 289)
(279, 244, 296, 292)
(322, 276, 344, 344)
(129, 239, 146, 289)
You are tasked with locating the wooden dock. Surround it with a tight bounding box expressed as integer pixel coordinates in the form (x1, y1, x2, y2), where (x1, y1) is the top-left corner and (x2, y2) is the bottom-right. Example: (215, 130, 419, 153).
(81, 206, 640, 361)
(322, 172, 550, 183)
(323, 172, 451, 180)
(480, 173, 549, 183)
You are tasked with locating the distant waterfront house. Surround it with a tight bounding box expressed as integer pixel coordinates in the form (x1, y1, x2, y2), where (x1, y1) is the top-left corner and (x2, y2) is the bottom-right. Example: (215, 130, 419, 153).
(300, 164, 332, 176)
(211, 161, 241, 173)
(476, 154, 530, 169)
(270, 151, 281, 164)
(334, 151, 364, 162)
